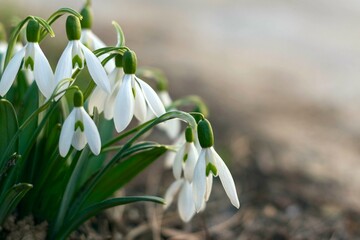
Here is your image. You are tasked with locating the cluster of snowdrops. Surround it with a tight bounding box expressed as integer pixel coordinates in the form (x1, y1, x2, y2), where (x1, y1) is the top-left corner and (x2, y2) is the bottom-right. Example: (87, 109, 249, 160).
(0, 2, 239, 239)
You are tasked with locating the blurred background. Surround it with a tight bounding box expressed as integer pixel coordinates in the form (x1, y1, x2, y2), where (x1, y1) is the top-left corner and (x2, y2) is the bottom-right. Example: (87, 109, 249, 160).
(2, 0, 360, 239)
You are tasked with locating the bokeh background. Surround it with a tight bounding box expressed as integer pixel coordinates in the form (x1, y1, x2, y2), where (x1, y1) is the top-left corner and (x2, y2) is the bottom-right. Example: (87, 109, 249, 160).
(2, 0, 360, 239)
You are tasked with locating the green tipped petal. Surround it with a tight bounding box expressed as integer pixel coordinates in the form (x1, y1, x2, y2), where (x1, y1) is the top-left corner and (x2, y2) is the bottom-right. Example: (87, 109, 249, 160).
(66, 16, 81, 40)
(123, 50, 137, 74)
(197, 119, 214, 148)
(26, 19, 40, 43)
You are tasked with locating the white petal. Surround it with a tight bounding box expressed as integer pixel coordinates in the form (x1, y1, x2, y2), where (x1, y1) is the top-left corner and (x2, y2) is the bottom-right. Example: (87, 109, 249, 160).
(113, 74, 134, 132)
(88, 86, 108, 115)
(80, 30, 93, 49)
(81, 107, 101, 155)
(133, 81, 147, 123)
(88, 31, 115, 73)
(59, 109, 76, 157)
(205, 174, 213, 201)
(80, 42, 111, 93)
(23, 69, 34, 85)
(212, 147, 240, 208)
(55, 41, 73, 83)
(192, 149, 207, 212)
(72, 128, 87, 150)
(33, 43, 55, 99)
(0, 47, 25, 96)
(103, 68, 123, 119)
(173, 143, 185, 180)
(136, 77, 165, 117)
(164, 150, 176, 169)
(184, 143, 198, 182)
(178, 181, 196, 222)
(164, 179, 183, 210)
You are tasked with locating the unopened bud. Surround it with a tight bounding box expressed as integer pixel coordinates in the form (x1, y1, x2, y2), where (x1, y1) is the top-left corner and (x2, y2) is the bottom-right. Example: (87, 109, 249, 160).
(66, 16, 81, 41)
(197, 119, 214, 148)
(73, 90, 84, 107)
(26, 19, 40, 43)
(123, 50, 137, 74)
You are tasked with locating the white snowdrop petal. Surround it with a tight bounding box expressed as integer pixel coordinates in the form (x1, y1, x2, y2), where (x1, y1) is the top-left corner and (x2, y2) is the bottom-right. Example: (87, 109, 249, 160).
(136, 78, 165, 117)
(164, 179, 183, 210)
(33, 43, 55, 99)
(55, 41, 73, 83)
(72, 129, 87, 150)
(113, 74, 134, 132)
(0, 47, 25, 96)
(81, 107, 101, 155)
(212, 147, 240, 208)
(164, 150, 177, 169)
(205, 174, 213, 201)
(184, 143, 198, 182)
(80, 43, 111, 93)
(178, 181, 196, 222)
(104, 80, 121, 120)
(173, 143, 185, 180)
(192, 149, 207, 212)
(88, 86, 108, 115)
(89, 31, 115, 73)
(133, 81, 147, 123)
(59, 109, 76, 157)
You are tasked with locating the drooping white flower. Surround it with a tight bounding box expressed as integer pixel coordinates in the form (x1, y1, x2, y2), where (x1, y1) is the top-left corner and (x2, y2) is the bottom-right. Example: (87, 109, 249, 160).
(113, 50, 166, 132)
(54, 16, 110, 97)
(192, 119, 240, 212)
(88, 55, 123, 119)
(164, 178, 196, 222)
(59, 90, 101, 157)
(172, 127, 198, 182)
(0, 20, 55, 99)
(79, 6, 115, 73)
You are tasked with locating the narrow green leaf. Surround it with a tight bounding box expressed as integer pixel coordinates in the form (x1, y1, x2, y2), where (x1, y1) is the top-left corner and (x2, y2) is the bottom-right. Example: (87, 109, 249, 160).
(56, 196, 163, 240)
(84, 145, 167, 206)
(0, 99, 19, 169)
(0, 183, 32, 225)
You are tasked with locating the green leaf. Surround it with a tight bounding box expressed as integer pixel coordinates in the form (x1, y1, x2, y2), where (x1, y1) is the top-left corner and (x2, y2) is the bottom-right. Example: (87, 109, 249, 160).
(0, 183, 32, 225)
(0, 99, 19, 169)
(56, 196, 163, 240)
(84, 144, 167, 206)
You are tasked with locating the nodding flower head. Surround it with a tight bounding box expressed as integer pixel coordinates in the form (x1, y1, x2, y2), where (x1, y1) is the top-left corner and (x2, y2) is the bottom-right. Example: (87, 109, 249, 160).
(113, 50, 166, 133)
(59, 90, 101, 157)
(54, 15, 110, 99)
(192, 119, 240, 211)
(0, 19, 55, 99)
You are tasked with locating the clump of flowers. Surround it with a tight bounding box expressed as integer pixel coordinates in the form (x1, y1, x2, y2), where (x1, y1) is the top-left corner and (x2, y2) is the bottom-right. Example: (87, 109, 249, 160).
(0, 1, 239, 238)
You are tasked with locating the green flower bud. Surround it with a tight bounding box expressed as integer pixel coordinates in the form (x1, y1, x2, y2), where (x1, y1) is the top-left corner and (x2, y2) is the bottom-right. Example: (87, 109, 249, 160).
(115, 54, 123, 68)
(73, 90, 84, 107)
(80, 6, 93, 29)
(185, 126, 194, 143)
(197, 119, 214, 148)
(0, 23, 6, 41)
(66, 16, 81, 41)
(26, 19, 40, 43)
(123, 50, 137, 74)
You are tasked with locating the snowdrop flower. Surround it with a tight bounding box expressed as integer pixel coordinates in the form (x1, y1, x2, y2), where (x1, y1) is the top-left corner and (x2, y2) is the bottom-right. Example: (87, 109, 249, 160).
(193, 119, 240, 211)
(113, 50, 166, 132)
(79, 5, 115, 73)
(59, 90, 101, 157)
(88, 54, 123, 119)
(0, 19, 55, 99)
(164, 132, 185, 168)
(172, 126, 198, 182)
(164, 178, 196, 222)
(54, 16, 110, 97)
